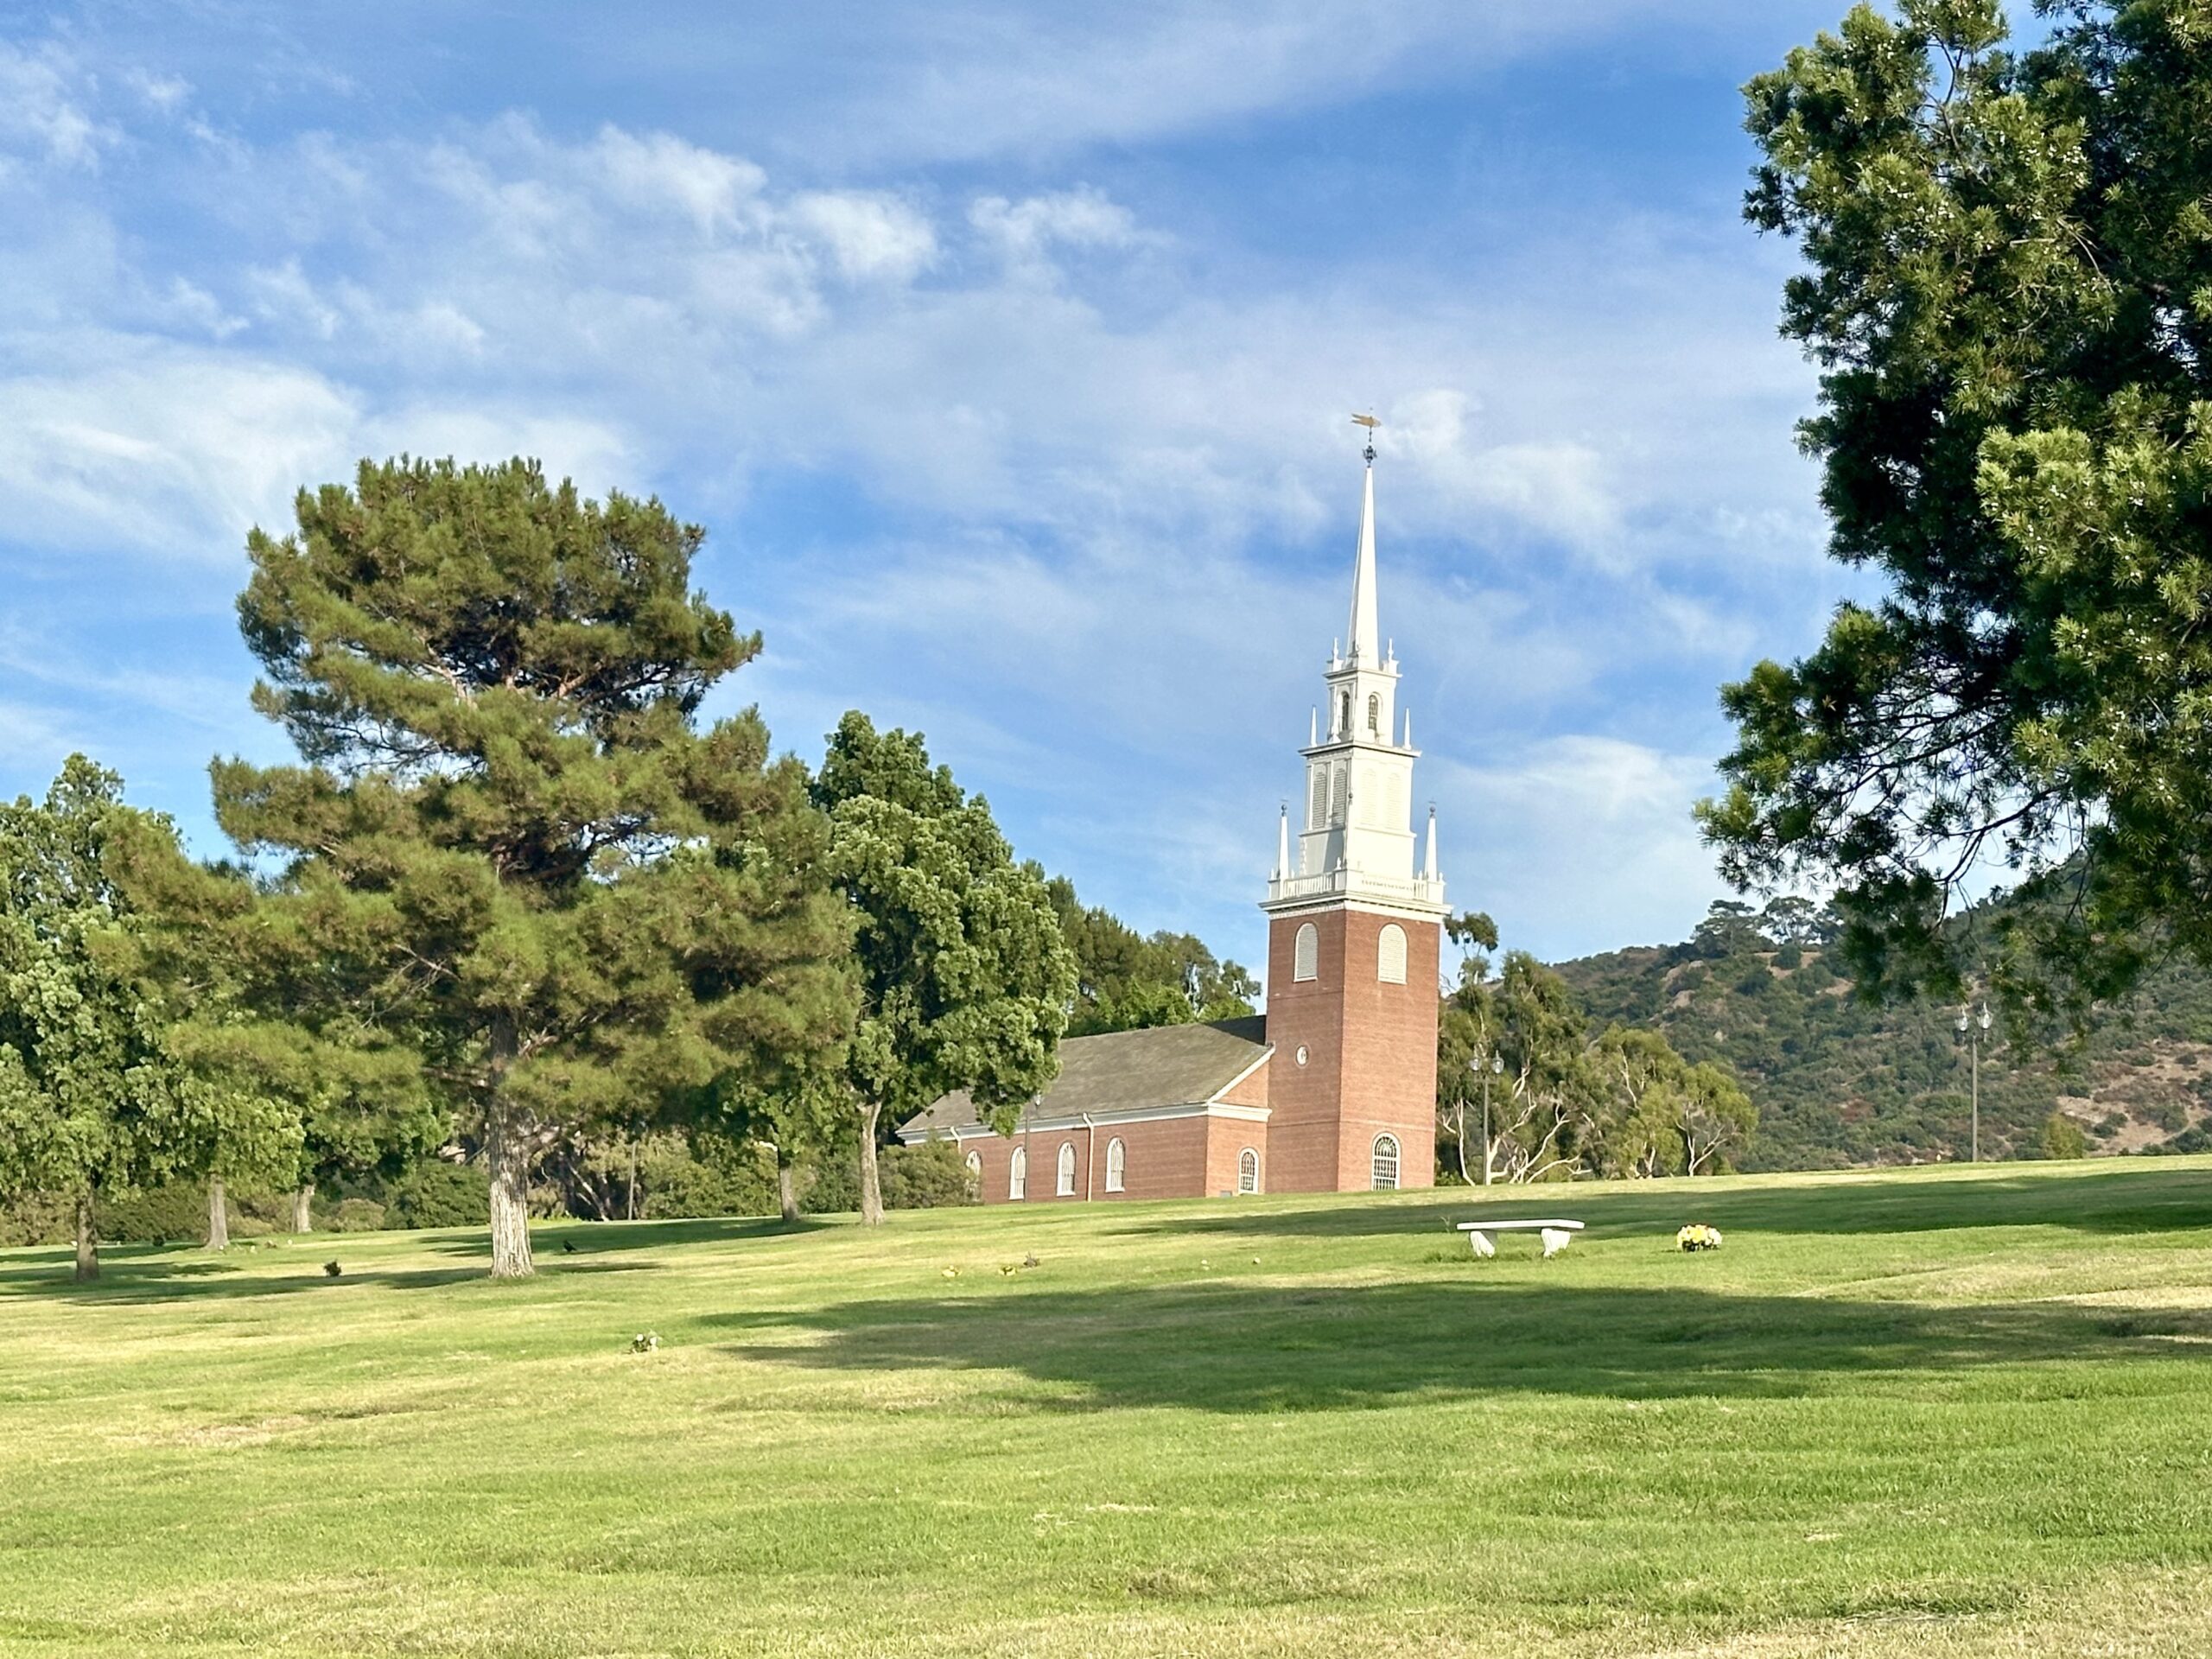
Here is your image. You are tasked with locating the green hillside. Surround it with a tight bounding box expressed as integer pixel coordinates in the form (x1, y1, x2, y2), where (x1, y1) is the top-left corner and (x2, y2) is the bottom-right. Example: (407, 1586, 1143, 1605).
(1553, 904, 2212, 1171)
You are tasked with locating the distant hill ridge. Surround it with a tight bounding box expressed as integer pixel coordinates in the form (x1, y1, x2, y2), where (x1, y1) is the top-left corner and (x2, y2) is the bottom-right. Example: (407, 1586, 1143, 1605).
(1548, 901, 2212, 1171)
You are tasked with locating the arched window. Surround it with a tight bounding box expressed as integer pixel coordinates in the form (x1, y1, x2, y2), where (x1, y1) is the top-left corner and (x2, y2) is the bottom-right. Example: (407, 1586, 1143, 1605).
(1371, 1133, 1401, 1191)
(1329, 765, 1349, 826)
(1366, 692, 1380, 734)
(1293, 922, 1319, 982)
(1238, 1147, 1260, 1195)
(1308, 766, 1327, 832)
(1377, 923, 1408, 985)
(1056, 1141, 1077, 1197)
(1009, 1145, 1027, 1200)
(1337, 690, 1351, 736)
(1105, 1137, 1126, 1192)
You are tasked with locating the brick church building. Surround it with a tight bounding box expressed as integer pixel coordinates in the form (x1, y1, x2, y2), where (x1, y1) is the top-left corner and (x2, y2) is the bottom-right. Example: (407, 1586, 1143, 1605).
(899, 447, 1448, 1199)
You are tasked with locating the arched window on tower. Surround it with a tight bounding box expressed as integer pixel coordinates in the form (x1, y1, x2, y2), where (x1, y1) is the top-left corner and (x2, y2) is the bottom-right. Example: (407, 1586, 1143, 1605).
(1337, 690, 1351, 737)
(1293, 922, 1319, 982)
(1366, 692, 1380, 735)
(1371, 1133, 1401, 1191)
(1009, 1145, 1027, 1200)
(1056, 1141, 1077, 1197)
(1105, 1137, 1126, 1192)
(1377, 923, 1408, 985)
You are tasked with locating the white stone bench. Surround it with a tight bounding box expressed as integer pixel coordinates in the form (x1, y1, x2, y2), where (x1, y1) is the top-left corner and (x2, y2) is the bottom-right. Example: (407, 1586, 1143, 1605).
(1456, 1219, 1584, 1259)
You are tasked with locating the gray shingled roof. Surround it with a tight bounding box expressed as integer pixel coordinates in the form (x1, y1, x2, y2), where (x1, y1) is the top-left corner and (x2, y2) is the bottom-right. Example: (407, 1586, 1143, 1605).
(899, 1016, 1270, 1138)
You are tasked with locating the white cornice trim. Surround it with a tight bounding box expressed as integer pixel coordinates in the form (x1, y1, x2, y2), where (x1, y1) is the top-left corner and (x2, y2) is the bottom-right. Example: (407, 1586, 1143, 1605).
(901, 1097, 1274, 1143)
(1260, 894, 1452, 924)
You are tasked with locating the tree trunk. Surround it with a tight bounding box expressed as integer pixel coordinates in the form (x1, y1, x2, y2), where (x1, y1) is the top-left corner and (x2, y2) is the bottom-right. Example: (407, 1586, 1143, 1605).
(206, 1176, 230, 1251)
(290, 1182, 315, 1235)
(626, 1140, 639, 1221)
(858, 1101, 885, 1226)
(486, 1017, 535, 1279)
(74, 1194, 99, 1284)
(777, 1155, 798, 1224)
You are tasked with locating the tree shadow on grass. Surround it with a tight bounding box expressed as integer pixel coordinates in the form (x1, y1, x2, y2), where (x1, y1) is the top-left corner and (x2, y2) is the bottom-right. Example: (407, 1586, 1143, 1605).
(410, 1214, 833, 1260)
(711, 1278, 2212, 1411)
(1122, 1166, 2212, 1249)
(0, 1253, 657, 1306)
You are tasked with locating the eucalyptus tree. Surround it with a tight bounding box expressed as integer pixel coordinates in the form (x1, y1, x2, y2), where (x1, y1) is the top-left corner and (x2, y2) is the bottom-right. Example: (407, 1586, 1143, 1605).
(811, 714, 1075, 1224)
(214, 458, 855, 1277)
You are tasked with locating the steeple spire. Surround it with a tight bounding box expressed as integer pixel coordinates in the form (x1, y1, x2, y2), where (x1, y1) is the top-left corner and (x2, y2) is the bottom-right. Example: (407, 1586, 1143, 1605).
(1346, 423, 1381, 665)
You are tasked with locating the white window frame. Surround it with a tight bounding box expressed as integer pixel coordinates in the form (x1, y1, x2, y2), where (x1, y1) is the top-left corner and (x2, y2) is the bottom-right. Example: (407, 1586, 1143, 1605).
(1371, 1132, 1401, 1191)
(1104, 1137, 1126, 1193)
(1293, 922, 1319, 982)
(1009, 1145, 1027, 1200)
(1056, 1141, 1077, 1197)
(1237, 1147, 1261, 1195)
(1377, 923, 1408, 985)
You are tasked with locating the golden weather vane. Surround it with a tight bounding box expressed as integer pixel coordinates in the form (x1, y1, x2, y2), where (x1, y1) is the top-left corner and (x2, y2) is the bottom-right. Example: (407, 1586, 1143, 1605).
(1351, 411, 1379, 464)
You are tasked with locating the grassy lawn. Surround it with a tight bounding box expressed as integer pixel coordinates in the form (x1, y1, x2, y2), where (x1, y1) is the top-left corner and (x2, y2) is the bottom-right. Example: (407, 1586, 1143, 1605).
(3, 1159, 2211, 1656)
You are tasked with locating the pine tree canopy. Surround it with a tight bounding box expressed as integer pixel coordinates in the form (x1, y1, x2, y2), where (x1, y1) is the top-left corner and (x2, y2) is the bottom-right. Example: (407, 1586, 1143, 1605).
(1701, 1, 2212, 1020)
(212, 457, 855, 1276)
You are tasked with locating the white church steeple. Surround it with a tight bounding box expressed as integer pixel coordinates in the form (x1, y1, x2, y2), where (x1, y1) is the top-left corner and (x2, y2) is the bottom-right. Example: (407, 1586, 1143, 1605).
(1347, 458, 1380, 667)
(1263, 424, 1446, 922)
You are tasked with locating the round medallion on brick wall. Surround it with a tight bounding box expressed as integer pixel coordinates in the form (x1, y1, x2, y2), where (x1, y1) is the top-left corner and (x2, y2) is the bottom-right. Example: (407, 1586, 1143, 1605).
(1295, 1045, 1309, 1066)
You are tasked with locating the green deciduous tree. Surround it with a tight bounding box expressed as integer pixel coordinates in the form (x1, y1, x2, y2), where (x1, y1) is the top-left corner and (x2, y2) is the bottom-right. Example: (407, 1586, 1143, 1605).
(213, 457, 855, 1277)
(0, 760, 294, 1281)
(1046, 878, 1258, 1035)
(812, 713, 1076, 1225)
(1703, 1, 2212, 1020)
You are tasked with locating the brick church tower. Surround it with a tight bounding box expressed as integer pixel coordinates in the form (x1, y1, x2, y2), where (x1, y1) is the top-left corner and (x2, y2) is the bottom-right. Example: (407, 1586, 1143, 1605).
(1260, 442, 1449, 1192)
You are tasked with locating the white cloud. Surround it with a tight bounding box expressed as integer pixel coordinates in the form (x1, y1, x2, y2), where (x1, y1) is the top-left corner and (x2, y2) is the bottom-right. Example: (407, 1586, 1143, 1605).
(792, 192, 937, 284)
(0, 340, 360, 560)
(1437, 736, 1729, 958)
(969, 189, 1141, 264)
(124, 69, 193, 113)
(585, 124, 766, 235)
(0, 41, 111, 168)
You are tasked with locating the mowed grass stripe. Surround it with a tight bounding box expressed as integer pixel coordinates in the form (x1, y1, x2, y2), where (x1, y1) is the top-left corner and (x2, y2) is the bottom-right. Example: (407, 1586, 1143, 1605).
(3, 1158, 2210, 1656)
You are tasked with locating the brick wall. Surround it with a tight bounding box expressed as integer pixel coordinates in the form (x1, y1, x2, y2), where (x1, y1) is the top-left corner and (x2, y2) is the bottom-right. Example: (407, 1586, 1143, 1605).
(957, 1109, 1262, 1205)
(1263, 904, 1440, 1192)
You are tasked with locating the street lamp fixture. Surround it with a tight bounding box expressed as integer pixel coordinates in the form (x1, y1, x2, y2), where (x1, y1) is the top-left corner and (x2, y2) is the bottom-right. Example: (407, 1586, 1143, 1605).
(1472, 1048, 1504, 1187)
(1955, 1001, 1993, 1162)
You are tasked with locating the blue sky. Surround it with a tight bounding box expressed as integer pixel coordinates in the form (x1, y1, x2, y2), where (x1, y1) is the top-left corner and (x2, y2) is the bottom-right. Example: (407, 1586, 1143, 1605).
(1, 1, 1894, 973)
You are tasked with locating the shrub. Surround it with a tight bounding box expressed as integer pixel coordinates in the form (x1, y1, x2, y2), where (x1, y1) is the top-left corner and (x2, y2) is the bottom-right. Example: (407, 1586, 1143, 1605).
(1773, 942, 1803, 970)
(879, 1139, 981, 1210)
(799, 1154, 859, 1215)
(327, 1198, 388, 1233)
(639, 1140, 778, 1219)
(98, 1184, 214, 1245)
(2042, 1114, 2089, 1160)
(798, 1141, 978, 1213)
(388, 1161, 491, 1229)
(0, 1193, 71, 1248)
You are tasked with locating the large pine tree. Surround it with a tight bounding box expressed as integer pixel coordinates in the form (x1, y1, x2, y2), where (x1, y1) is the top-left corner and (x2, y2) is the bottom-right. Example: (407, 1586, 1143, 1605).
(213, 458, 855, 1277)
